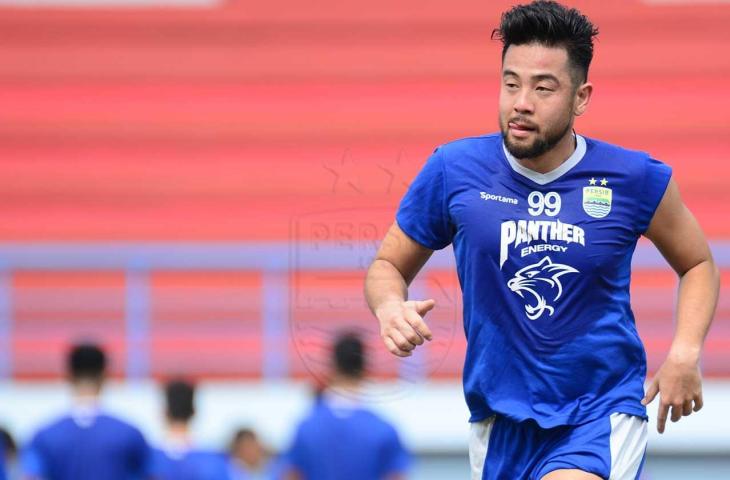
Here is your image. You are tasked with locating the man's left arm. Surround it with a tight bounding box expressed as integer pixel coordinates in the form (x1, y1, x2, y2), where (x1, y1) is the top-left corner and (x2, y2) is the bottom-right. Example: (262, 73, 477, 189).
(641, 178, 721, 433)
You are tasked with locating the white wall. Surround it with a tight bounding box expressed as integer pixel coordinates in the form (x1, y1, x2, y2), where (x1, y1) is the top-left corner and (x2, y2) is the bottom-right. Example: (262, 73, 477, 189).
(2, 380, 729, 454)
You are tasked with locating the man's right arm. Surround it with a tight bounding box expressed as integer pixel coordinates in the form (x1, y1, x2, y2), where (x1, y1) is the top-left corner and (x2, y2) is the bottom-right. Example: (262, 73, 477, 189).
(364, 222, 438, 357)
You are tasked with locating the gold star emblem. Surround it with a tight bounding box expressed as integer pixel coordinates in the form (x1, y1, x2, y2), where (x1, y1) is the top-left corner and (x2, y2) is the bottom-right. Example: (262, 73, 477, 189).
(589, 178, 597, 186)
(600, 178, 608, 186)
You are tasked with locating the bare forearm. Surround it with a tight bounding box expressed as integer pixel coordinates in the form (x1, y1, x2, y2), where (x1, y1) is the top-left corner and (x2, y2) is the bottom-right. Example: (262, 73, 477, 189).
(365, 259, 409, 314)
(669, 259, 720, 361)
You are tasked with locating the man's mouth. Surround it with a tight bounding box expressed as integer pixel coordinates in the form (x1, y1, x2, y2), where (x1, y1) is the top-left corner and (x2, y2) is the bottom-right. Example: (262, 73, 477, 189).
(508, 121, 537, 139)
(508, 121, 537, 132)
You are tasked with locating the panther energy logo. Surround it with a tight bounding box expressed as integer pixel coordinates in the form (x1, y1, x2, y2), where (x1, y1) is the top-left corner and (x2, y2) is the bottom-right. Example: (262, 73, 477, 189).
(507, 256, 578, 320)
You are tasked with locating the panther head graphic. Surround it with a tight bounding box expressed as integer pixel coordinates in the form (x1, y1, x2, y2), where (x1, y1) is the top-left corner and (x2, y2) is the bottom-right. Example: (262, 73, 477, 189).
(507, 256, 579, 320)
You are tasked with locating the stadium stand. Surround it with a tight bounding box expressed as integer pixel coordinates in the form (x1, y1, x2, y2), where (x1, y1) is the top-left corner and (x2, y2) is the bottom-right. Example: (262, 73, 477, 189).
(0, 0, 727, 382)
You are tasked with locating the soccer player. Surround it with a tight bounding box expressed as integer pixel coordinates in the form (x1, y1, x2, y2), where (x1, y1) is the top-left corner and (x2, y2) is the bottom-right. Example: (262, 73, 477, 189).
(228, 428, 286, 480)
(363, 1, 721, 479)
(151, 380, 231, 480)
(21, 343, 153, 480)
(283, 333, 410, 480)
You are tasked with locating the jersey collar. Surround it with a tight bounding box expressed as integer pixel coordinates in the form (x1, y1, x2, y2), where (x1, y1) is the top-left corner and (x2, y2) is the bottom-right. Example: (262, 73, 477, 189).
(502, 133, 586, 185)
(71, 400, 100, 428)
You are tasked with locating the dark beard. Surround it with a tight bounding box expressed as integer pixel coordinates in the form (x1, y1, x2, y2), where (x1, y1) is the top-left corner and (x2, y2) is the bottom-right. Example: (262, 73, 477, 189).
(501, 119, 573, 160)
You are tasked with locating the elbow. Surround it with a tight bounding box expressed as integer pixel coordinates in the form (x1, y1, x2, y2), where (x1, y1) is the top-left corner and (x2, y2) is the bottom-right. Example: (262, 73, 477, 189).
(689, 258, 721, 291)
(703, 254, 721, 287)
(679, 256, 720, 282)
(710, 259, 721, 288)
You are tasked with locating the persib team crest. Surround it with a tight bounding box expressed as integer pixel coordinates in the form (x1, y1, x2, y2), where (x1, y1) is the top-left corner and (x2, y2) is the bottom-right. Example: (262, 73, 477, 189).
(583, 180, 612, 218)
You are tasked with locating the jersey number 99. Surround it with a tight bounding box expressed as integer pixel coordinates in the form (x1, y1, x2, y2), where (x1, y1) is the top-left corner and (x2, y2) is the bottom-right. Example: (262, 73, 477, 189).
(527, 191, 561, 217)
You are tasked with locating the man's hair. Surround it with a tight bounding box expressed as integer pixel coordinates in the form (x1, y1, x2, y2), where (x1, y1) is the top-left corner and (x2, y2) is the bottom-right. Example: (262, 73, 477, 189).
(165, 379, 195, 422)
(67, 343, 107, 382)
(492, 0, 599, 85)
(332, 332, 366, 379)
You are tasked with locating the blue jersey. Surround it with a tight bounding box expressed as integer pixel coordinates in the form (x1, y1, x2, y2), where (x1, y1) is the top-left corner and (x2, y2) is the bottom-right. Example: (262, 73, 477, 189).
(21, 412, 151, 480)
(396, 133, 672, 428)
(0, 435, 6, 480)
(286, 396, 410, 480)
(151, 447, 230, 480)
(229, 456, 287, 480)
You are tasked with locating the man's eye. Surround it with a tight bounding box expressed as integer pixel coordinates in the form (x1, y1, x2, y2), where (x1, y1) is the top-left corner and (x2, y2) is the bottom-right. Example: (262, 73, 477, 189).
(506, 83, 519, 89)
(536, 86, 553, 92)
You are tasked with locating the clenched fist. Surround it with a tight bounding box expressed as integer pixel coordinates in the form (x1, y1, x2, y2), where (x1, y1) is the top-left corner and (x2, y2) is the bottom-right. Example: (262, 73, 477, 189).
(375, 299, 436, 357)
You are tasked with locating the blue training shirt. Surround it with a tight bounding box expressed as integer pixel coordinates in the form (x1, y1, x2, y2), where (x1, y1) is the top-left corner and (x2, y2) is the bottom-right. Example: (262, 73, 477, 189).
(22, 411, 152, 480)
(396, 132, 672, 428)
(151, 447, 231, 480)
(229, 455, 287, 480)
(0, 433, 6, 480)
(286, 395, 410, 480)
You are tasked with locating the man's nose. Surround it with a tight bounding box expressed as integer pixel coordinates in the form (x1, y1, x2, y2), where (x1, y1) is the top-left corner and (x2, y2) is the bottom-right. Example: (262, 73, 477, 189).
(514, 90, 535, 114)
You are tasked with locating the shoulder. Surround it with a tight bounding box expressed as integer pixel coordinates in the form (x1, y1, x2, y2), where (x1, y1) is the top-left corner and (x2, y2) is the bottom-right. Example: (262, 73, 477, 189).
(435, 132, 502, 160)
(150, 447, 174, 468)
(32, 415, 75, 441)
(584, 137, 673, 200)
(583, 136, 668, 171)
(190, 449, 226, 459)
(353, 409, 400, 439)
(422, 132, 503, 183)
(97, 413, 135, 429)
(151, 447, 169, 460)
(293, 402, 327, 435)
(97, 414, 146, 441)
(183, 449, 228, 467)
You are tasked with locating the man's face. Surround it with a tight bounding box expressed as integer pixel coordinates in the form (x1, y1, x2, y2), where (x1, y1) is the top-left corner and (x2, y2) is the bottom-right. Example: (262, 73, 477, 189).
(499, 43, 580, 159)
(234, 437, 265, 466)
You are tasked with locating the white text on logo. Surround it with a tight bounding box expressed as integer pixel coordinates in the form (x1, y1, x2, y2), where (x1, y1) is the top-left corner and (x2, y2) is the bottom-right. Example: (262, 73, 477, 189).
(500, 219, 585, 268)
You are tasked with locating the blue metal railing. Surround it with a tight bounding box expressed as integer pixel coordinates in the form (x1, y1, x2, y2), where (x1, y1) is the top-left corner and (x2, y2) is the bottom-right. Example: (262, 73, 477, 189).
(0, 241, 727, 380)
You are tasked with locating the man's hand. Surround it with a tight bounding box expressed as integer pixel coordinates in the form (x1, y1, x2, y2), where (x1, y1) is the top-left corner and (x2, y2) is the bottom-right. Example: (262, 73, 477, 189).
(641, 351, 703, 434)
(375, 299, 436, 357)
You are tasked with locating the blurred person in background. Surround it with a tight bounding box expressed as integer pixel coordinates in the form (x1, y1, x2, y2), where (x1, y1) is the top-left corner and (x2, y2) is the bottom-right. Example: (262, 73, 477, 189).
(20, 343, 153, 480)
(283, 332, 410, 480)
(151, 379, 230, 480)
(228, 428, 285, 480)
(0, 427, 19, 480)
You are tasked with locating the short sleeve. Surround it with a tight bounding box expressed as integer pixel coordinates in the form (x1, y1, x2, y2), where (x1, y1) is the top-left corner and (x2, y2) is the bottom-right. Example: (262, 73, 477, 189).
(284, 424, 308, 475)
(147, 449, 167, 478)
(0, 437, 6, 480)
(379, 426, 411, 476)
(396, 146, 453, 250)
(20, 436, 46, 478)
(635, 157, 672, 235)
(129, 429, 153, 478)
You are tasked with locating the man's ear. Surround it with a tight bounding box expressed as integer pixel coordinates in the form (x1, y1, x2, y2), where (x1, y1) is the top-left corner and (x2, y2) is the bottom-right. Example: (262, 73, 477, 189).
(574, 82, 593, 117)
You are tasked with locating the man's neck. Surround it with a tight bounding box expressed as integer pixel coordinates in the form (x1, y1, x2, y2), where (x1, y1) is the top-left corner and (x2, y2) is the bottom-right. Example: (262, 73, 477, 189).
(514, 130, 576, 174)
(70, 385, 101, 427)
(167, 421, 191, 439)
(71, 380, 102, 403)
(164, 422, 192, 458)
(329, 374, 362, 391)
